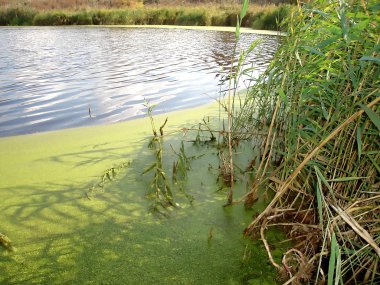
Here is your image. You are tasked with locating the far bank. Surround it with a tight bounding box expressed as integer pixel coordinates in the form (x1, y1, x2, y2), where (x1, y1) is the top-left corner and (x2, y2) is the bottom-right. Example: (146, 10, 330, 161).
(0, 4, 290, 31)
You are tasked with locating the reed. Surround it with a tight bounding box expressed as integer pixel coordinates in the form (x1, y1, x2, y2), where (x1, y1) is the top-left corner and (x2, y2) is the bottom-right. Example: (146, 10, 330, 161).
(233, 0, 380, 283)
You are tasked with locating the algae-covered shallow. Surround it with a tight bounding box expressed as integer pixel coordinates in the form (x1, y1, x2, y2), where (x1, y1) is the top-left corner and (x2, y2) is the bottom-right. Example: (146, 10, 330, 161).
(0, 103, 285, 284)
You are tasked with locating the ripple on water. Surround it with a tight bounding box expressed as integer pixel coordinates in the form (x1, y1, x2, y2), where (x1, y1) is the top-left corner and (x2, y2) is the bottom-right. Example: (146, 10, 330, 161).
(0, 27, 279, 137)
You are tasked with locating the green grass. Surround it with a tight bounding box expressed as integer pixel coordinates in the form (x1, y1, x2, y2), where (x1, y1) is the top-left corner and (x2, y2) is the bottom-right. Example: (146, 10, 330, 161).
(0, 5, 291, 30)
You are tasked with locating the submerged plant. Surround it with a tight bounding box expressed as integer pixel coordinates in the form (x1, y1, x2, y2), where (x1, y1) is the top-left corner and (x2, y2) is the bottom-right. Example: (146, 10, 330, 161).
(171, 141, 191, 183)
(143, 100, 174, 213)
(189, 118, 218, 147)
(171, 141, 195, 203)
(87, 161, 131, 199)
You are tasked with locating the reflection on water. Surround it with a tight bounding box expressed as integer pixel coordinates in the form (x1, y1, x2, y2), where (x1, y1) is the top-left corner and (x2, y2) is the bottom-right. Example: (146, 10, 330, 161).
(0, 27, 278, 137)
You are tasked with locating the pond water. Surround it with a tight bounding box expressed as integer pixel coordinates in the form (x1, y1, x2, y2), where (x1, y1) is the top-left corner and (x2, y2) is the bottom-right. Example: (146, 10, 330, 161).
(0, 27, 278, 137)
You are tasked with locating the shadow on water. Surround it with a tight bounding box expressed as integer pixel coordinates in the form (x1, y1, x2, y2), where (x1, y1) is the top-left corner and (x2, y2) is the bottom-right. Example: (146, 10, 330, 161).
(0, 129, 286, 284)
(41, 143, 136, 167)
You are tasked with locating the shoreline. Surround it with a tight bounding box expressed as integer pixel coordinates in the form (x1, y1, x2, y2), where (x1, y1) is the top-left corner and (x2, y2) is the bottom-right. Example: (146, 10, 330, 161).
(0, 24, 285, 35)
(0, 4, 290, 31)
(87, 24, 284, 35)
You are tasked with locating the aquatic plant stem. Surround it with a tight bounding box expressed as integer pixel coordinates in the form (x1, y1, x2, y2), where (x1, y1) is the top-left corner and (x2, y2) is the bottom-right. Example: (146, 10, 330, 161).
(226, 90, 234, 205)
(244, 98, 280, 208)
(225, 0, 249, 205)
(225, 36, 238, 206)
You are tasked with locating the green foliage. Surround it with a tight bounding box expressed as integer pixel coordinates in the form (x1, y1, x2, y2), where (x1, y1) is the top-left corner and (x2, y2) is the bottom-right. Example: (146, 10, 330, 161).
(239, 0, 380, 283)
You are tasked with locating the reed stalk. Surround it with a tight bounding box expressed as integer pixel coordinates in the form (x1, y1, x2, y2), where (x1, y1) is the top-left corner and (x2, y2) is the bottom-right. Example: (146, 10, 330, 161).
(234, 0, 380, 283)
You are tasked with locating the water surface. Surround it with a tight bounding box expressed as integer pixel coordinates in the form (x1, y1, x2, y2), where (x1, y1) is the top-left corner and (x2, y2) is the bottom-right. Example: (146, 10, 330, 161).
(0, 27, 278, 136)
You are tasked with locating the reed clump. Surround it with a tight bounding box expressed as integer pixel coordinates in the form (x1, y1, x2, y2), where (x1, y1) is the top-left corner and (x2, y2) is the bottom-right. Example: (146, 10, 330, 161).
(233, 0, 379, 283)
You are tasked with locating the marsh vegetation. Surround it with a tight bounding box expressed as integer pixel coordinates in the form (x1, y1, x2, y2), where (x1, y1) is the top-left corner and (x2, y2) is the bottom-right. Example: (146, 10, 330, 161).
(0, 0, 291, 30)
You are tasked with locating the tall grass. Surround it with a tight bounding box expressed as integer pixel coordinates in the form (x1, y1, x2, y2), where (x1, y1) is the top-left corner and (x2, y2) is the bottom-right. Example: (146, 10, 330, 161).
(0, 4, 290, 29)
(233, 0, 379, 283)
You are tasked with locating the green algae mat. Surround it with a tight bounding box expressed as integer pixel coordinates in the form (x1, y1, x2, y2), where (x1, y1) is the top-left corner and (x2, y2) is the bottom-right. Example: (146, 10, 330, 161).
(0, 104, 284, 284)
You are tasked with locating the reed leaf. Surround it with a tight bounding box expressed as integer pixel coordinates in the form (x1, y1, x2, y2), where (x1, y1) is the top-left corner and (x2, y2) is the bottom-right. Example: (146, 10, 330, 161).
(359, 103, 380, 132)
(238, 0, 380, 282)
(240, 0, 249, 21)
(327, 232, 338, 285)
